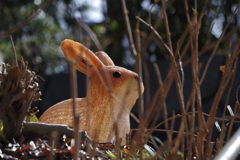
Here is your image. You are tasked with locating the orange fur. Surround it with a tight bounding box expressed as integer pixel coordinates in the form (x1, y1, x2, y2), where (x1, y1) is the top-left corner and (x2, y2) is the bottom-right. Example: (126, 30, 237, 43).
(39, 39, 144, 144)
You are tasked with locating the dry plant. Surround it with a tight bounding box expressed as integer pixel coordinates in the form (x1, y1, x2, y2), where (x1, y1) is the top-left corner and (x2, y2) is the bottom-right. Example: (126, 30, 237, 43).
(117, 0, 240, 159)
(0, 55, 41, 138)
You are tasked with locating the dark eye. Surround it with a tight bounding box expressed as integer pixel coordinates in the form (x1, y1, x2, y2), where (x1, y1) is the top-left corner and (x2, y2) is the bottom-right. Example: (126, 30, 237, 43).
(113, 71, 121, 78)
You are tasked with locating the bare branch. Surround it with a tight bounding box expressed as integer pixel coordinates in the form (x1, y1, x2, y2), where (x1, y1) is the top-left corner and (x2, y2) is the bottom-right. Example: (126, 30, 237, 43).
(199, 5, 239, 84)
(78, 19, 103, 51)
(0, 0, 53, 39)
(160, 0, 173, 51)
(120, 0, 137, 58)
(9, 35, 18, 67)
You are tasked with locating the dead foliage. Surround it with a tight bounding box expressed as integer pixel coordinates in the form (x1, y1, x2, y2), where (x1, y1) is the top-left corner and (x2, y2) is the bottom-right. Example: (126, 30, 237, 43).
(0, 58, 41, 138)
(0, 1, 240, 160)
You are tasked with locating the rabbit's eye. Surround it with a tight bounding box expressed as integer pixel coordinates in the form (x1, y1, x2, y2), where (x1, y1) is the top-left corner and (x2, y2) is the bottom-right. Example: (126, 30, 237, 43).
(113, 71, 121, 78)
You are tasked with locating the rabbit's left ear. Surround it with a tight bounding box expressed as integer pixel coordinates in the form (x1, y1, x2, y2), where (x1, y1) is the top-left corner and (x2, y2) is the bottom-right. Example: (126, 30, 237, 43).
(95, 51, 115, 66)
(61, 39, 104, 76)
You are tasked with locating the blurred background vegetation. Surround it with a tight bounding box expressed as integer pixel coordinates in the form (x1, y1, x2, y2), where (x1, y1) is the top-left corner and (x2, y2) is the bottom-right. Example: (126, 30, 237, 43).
(0, 0, 239, 75)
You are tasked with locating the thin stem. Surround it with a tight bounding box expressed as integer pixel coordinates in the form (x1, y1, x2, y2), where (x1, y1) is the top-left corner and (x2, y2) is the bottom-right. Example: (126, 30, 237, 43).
(199, 5, 239, 84)
(69, 61, 78, 118)
(120, 0, 137, 58)
(78, 19, 102, 51)
(9, 35, 18, 67)
(161, 0, 173, 51)
(0, 0, 53, 39)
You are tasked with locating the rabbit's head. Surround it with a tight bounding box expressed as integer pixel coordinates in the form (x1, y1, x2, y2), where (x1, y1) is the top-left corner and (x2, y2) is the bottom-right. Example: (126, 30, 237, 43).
(61, 39, 144, 112)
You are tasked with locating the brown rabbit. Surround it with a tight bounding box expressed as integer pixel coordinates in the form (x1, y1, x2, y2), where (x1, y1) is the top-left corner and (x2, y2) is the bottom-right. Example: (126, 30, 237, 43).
(39, 39, 144, 144)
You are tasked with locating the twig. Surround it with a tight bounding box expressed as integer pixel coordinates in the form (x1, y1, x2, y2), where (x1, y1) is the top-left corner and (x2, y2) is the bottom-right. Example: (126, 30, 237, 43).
(0, 0, 53, 39)
(9, 35, 18, 67)
(183, 0, 208, 156)
(74, 115, 80, 160)
(78, 19, 102, 51)
(223, 43, 234, 114)
(199, 5, 239, 84)
(137, 16, 176, 103)
(205, 21, 214, 45)
(142, 54, 151, 106)
(160, 0, 173, 51)
(187, 97, 195, 159)
(48, 131, 58, 160)
(154, 64, 171, 142)
(176, 25, 190, 58)
(134, 17, 144, 120)
(120, 0, 137, 58)
(137, 14, 189, 154)
(220, 44, 237, 143)
(134, 16, 141, 55)
(182, 26, 240, 67)
(142, 5, 163, 58)
(227, 86, 240, 141)
(69, 61, 78, 118)
(69, 60, 79, 159)
(144, 64, 170, 145)
(132, 128, 198, 137)
(204, 41, 239, 154)
(169, 111, 175, 143)
(136, 16, 173, 58)
(121, 0, 144, 122)
(197, 0, 210, 30)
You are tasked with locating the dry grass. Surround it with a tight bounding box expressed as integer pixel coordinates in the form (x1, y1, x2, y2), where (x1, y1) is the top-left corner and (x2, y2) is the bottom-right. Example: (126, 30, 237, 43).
(116, 0, 240, 159)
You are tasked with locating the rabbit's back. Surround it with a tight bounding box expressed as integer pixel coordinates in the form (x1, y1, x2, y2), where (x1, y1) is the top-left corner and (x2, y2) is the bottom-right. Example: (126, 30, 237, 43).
(39, 98, 86, 128)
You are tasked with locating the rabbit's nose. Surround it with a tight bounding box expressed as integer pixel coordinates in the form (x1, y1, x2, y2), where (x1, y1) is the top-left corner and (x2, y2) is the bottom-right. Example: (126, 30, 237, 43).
(134, 74, 143, 81)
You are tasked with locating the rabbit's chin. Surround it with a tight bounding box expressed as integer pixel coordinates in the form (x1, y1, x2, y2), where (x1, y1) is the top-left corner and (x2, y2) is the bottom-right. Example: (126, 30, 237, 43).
(114, 87, 144, 111)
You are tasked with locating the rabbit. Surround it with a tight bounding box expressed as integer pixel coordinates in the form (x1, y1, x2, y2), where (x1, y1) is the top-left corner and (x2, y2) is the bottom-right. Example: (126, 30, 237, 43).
(39, 39, 144, 144)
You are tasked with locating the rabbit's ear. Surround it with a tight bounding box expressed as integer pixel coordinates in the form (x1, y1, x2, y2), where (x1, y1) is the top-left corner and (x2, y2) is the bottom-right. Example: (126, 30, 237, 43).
(95, 51, 115, 66)
(61, 39, 104, 76)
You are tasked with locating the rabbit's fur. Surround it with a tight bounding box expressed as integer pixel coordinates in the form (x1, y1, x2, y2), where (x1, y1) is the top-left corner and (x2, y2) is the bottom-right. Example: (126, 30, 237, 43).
(39, 39, 144, 144)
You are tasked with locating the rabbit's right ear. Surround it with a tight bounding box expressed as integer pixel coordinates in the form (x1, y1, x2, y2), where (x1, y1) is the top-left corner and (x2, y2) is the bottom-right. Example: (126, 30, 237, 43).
(61, 39, 104, 76)
(95, 51, 115, 66)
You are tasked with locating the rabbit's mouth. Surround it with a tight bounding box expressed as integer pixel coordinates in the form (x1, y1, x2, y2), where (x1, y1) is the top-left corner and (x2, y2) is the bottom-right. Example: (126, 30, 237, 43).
(133, 88, 143, 93)
(134, 89, 142, 93)
(133, 83, 144, 93)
